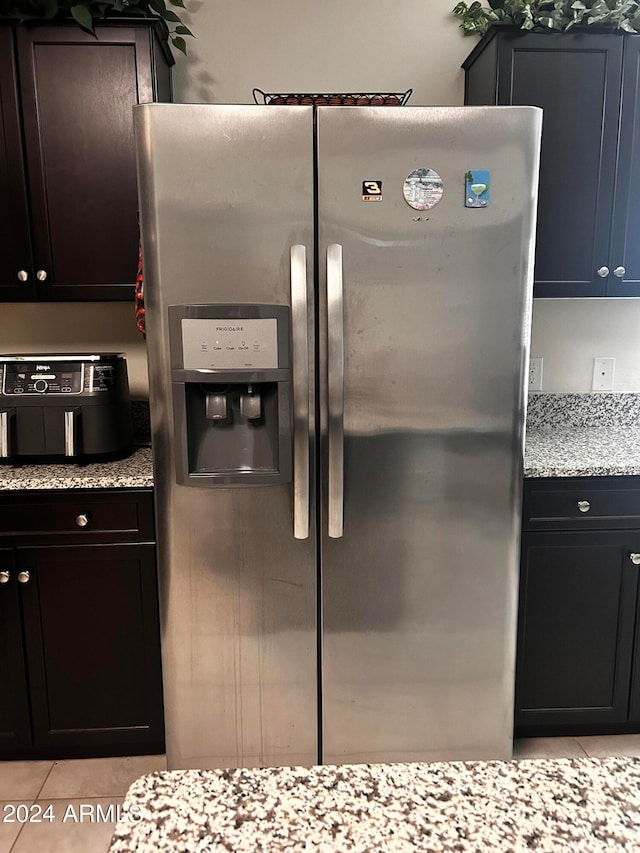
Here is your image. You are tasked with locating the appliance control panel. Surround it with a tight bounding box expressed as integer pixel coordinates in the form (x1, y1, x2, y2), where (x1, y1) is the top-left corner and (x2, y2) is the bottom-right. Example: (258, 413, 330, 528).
(0, 361, 116, 396)
(181, 318, 279, 370)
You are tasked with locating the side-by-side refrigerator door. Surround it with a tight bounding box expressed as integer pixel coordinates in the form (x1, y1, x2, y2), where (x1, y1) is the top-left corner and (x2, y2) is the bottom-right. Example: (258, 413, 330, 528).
(316, 106, 541, 764)
(135, 104, 317, 770)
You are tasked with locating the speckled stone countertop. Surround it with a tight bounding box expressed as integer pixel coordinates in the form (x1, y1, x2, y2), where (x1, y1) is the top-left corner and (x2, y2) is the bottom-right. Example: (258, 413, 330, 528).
(3, 395, 640, 489)
(0, 444, 153, 491)
(524, 427, 640, 478)
(0, 401, 153, 491)
(525, 393, 640, 478)
(109, 757, 640, 852)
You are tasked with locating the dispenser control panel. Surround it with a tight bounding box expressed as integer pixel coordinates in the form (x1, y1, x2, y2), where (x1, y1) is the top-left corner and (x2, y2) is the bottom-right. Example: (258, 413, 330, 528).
(181, 318, 279, 370)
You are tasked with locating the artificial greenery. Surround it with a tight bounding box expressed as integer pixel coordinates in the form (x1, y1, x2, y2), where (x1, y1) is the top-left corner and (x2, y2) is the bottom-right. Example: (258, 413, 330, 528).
(453, 0, 640, 36)
(0, 0, 194, 55)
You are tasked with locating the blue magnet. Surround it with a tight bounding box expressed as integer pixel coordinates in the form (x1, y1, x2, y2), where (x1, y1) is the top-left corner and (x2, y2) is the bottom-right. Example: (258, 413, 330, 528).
(465, 170, 490, 208)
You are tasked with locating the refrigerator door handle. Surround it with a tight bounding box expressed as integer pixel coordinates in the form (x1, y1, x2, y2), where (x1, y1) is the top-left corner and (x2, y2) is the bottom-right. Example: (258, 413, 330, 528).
(327, 243, 344, 538)
(291, 244, 310, 540)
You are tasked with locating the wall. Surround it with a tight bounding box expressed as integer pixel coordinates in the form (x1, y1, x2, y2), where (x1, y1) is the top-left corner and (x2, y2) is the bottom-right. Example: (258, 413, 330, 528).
(172, 0, 469, 106)
(530, 299, 640, 393)
(1, 2, 639, 395)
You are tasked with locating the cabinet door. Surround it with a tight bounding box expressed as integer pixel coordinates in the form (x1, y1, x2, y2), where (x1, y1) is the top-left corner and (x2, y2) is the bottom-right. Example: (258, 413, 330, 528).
(608, 37, 640, 296)
(19, 544, 164, 755)
(495, 34, 623, 297)
(0, 549, 32, 754)
(16, 25, 157, 301)
(0, 26, 34, 300)
(515, 531, 639, 734)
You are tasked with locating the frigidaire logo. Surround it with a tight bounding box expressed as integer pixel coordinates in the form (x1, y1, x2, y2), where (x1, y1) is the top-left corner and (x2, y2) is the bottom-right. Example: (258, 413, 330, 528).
(216, 326, 243, 332)
(36, 365, 51, 371)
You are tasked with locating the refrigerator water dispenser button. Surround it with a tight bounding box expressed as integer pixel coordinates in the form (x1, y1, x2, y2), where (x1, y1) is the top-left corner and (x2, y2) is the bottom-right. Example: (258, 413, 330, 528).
(205, 391, 229, 421)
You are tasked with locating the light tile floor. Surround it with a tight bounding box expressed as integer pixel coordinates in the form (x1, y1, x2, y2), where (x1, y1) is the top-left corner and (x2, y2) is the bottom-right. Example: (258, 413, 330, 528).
(1, 738, 639, 852)
(0, 754, 165, 853)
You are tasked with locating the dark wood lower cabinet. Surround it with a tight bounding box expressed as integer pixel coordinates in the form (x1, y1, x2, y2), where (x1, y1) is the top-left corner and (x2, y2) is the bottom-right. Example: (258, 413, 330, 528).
(19, 544, 164, 757)
(516, 477, 640, 737)
(516, 532, 639, 734)
(0, 490, 164, 759)
(0, 548, 31, 755)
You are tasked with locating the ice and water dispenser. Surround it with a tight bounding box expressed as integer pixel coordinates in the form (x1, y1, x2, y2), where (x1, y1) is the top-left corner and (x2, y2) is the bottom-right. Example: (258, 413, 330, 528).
(169, 305, 292, 486)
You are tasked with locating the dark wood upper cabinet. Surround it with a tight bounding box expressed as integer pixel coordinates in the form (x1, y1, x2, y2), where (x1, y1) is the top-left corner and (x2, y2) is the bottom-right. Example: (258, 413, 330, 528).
(609, 36, 640, 296)
(0, 26, 35, 301)
(463, 30, 640, 298)
(0, 21, 172, 302)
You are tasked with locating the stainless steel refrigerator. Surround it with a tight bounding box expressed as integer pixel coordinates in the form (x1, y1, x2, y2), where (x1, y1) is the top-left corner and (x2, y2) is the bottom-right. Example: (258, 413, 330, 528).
(134, 103, 541, 770)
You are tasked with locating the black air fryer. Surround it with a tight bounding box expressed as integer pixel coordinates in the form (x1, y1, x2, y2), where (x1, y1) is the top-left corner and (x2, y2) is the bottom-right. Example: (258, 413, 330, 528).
(0, 354, 133, 461)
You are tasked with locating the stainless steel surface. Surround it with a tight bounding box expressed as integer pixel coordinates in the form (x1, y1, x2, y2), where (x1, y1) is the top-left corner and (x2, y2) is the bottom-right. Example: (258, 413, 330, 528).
(64, 410, 75, 456)
(317, 106, 541, 763)
(597, 266, 610, 278)
(0, 411, 9, 457)
(291, 244, 310, 540)
(135, 104, 317, 770)
(614, 266, 626, 278)
(0, 571, 9, 584)
(36, 270, 47, 281)
(17, 270, 28, 282)
(17, 570, 29, 584)
(326, 243, 345, 540)
(577, 500, 591, 513)
(136, 102, 541, 771)
(75, 513, 89, 528)
(630, 553, 640, 565)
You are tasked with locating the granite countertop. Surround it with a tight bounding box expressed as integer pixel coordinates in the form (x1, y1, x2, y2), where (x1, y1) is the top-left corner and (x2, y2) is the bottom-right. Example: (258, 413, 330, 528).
(524, 394, 640, 479)
(524, 426, 640, 478)
(3, 428, 639, 488)
(109, 757, 640, 852)
(3, 395, 640, 489)
(0, 444, 153, 491)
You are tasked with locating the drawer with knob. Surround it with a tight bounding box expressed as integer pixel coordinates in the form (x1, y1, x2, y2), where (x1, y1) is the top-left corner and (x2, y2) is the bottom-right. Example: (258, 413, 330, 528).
(523, 477, 640, 531)
(0, 490, 154, 544)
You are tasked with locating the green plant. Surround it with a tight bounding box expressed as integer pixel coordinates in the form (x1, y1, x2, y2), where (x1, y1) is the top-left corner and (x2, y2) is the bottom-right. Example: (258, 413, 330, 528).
(453, 0, 640, 36)
(0, 0, 194, 55)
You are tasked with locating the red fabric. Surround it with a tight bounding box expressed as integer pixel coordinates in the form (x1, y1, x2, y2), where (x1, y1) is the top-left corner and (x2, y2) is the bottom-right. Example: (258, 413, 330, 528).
(135, 243, 146, 339)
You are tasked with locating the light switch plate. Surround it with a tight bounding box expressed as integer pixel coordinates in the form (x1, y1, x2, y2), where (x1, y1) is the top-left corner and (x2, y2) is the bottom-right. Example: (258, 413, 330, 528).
(529, 357, 543, 391)
(592, 357, 615, 391)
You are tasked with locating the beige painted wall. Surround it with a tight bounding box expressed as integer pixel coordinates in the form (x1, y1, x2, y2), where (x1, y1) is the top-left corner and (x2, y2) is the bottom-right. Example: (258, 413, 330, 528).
(531, 299, 640, 393)
(1, 3, 638, 395)
(172, 0, 470, 106)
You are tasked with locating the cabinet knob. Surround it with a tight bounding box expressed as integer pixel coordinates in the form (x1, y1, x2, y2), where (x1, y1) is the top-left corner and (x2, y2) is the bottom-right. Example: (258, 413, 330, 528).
(630, 554, 640, 566)
(36, 270, 48, 282)
(0, 571, 10, 584)
(577, 500, 591, 513)
(17, 270, 29, 282)
(613, 266, 626, 278)
(596, 266, 610, 278)
(75, 513, 89, 528)
(17, 570, 30, 584)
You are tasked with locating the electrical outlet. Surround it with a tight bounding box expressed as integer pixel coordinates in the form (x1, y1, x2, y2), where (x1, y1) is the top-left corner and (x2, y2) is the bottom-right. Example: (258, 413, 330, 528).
(529, 357, 543, 391)
(592, 357, 615, 391)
